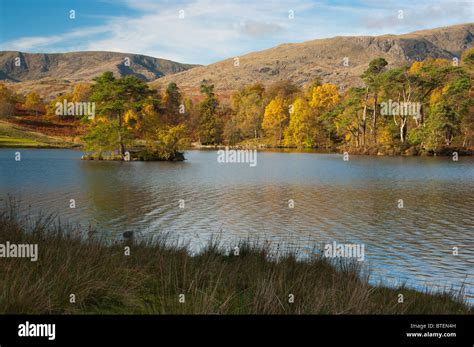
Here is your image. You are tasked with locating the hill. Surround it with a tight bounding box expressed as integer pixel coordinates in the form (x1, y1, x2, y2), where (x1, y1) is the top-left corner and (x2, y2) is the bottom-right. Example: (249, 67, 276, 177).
(0, 51, 197, 99)
(1, 23, 472, 99)
(151, 23, 474, 96)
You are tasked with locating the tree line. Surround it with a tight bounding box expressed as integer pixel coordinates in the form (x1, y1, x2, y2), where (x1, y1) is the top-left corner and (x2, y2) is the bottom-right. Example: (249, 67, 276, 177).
(1, 48, 472, 159)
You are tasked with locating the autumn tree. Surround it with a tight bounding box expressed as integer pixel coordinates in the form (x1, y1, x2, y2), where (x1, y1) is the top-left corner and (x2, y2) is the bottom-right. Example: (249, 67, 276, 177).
(0, 83, 16, 117)
(181, 96, 199, 142)
(72, 83, 92, 102)
(403, 58, 470, 150)
(198, 82, 221, 144)
(308, 83, 340, 147)
(379, 68, 415, 143)
(231, 83, 265, 141)
(140, 102, 162, 143)
(24, 92, 44, 116)
(460, 48, 474, 147)
(223, 112, 241, 145)
(163, 82, 183, 125)
(284, 96, 313, 148)
(262, 96, 287, 146)
(335, 87, 366, 147)
(87, 72, 156, 157)
(83, 117, 127, 155)
(362, 58, 388, 143)
(422, 69, 470, 149)
(146, 123, 190, 161)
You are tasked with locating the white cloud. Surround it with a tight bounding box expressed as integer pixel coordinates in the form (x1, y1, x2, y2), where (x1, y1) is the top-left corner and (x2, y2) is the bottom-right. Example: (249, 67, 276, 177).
(1, 25, 111, 52)
(0, 0, 471, 64)
(360, 0, 473, 31)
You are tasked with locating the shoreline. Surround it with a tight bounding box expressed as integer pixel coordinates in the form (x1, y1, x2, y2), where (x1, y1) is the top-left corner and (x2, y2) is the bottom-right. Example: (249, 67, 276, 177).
(0, 201, 471, 314)
(1, 121, 472, 156)
(1, 143, 472, 157)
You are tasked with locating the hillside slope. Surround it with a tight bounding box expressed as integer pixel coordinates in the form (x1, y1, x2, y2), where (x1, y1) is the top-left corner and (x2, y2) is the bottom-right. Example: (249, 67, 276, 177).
(0, 51, 197, 82)
(0, 51, 198, 99)
(151, 23, 473, 95)
(1, 23, 472, 99)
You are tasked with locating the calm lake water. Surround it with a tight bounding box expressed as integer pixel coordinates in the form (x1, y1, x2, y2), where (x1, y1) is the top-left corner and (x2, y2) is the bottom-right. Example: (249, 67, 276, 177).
(1, 149, 473, 301)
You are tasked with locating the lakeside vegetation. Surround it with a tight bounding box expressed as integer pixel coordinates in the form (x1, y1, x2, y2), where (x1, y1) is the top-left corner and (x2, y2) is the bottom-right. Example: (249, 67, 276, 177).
(0, 120, 77, 148)
(0, 200, 470, 314)
(0, 48, 473, 158)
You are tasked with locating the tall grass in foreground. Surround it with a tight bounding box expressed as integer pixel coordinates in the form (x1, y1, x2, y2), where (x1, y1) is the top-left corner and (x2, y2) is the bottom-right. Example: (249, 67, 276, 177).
(0, 199, 470, 314)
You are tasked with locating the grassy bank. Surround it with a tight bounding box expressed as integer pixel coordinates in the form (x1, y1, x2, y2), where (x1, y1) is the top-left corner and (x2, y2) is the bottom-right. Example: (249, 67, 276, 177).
(0, 201, 470, 314)
(0, 120, 78, 148)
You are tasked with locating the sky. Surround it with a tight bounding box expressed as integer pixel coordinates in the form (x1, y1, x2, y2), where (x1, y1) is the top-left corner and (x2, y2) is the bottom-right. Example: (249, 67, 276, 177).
(0, 0, 472, 64)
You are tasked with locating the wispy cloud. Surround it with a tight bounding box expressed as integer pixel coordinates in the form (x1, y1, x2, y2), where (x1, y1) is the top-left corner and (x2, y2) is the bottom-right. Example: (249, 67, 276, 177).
(3, 26, 110, 52)
(361, 0, 473, 30)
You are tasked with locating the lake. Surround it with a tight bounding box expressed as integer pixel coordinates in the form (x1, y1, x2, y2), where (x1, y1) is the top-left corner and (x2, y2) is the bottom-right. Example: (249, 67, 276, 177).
(1, 149, 473, 302)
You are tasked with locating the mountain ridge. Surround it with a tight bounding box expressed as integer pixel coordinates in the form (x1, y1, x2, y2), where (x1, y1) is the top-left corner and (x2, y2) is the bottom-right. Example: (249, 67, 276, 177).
(151, 23, 473, 95)
(0, 51, 198, 82)
(1, 23, 472, 99)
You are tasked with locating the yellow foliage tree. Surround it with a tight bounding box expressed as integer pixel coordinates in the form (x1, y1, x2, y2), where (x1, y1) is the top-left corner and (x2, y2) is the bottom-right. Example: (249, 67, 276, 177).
(148, 124, 190, 161)
(284, 97, 313, 148)
(0, 83, 16, 117)
(124, 109, 140, 130)
(24, 92, 44, 116)
(72, 83, 92, 103)
(262, 96, 287, 146)
(429, 88, 443, 106)
(409, 61, 424, 75)
(309, 83, 340, 111)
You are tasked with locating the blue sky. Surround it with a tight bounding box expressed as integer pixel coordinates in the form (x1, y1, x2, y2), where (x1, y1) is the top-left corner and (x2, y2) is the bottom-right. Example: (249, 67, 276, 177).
(0, 0, 472, 64)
